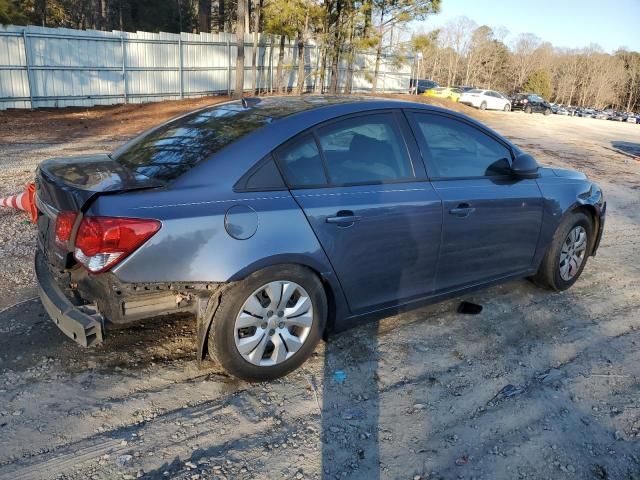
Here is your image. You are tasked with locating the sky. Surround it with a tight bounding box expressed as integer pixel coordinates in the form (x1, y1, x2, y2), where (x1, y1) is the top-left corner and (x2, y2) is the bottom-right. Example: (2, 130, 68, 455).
(412, 0, 640, 53)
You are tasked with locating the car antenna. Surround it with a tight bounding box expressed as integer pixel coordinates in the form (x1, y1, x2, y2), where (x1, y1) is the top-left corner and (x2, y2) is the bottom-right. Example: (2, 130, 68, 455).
(241, 97, 261, 109)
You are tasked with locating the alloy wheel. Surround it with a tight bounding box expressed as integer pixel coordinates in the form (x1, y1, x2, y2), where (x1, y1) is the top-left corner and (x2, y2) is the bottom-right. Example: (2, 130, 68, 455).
(559, 226, 588, 281)
(234, 281, 313, 366)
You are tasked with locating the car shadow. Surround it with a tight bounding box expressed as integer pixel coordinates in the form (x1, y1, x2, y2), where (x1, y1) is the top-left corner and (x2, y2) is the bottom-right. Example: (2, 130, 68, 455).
(610, 141, 640, 159)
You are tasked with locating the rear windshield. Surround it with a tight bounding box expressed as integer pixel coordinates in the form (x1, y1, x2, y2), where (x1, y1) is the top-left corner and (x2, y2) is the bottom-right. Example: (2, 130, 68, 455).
(112, 104, 273, 181)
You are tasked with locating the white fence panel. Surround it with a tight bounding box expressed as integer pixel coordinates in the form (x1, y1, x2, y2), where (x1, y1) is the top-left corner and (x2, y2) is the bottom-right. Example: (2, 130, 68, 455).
(0, 24, 412, 110)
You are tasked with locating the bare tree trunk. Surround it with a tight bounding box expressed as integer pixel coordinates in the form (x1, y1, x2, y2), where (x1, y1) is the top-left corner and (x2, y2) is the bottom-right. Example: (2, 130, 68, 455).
(275, 35, 286, 93)
(329, 46, 340, 93)
(371, 10, 384, 93)
(217, 0, 225, 32)
(198, 0, 212, 32)
(319, 45, 327, 93)
(233, 0, 247, 99)
(251, 0, 261, 93)
(296, 33, 305, 93)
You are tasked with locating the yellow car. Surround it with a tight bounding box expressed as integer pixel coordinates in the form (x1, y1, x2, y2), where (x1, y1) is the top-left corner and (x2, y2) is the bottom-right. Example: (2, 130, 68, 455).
(423, 87, 462, 102)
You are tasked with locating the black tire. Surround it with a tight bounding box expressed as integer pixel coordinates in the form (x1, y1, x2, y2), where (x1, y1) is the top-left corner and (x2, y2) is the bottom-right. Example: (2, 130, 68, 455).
(503, 103, 511, 112)
(208, 264, 327, 382)
(544, 108, 551, 116)
(480, 101, 487, 110)
(532, 211, 594, 291)
(524, 105, 532, 114)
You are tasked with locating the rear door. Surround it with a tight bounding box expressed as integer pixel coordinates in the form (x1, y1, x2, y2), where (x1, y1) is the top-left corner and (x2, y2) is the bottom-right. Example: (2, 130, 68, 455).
(406, 111, 544, 292)
(274, 111, 443, 314)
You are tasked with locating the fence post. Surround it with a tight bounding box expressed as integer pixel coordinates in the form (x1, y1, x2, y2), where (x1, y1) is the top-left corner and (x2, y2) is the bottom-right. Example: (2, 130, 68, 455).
(178, 36, 184, 99)
(22, 30, 34, 109)
(121, 34, 128, 104)
(226, 38, 231, 97)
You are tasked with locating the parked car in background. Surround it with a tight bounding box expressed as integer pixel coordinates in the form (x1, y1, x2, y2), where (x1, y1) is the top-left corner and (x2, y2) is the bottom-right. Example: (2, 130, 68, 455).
(609, 112, 627, 121)
(593, 111, 608, 120)
(627, 115, 637, 124)
(453, 86, 477, 93)
(424, 87, 463, 102)
(511, 94, 552, 115)
(34, 96, 605, 381)
(459, 89, 511, 111)
(555, 107, 569, 115)
(410, 79, 439, 94)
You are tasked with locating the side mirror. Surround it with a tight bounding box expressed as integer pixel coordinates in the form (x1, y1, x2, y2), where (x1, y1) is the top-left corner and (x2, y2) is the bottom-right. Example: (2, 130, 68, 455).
(511, 153, 539, 179)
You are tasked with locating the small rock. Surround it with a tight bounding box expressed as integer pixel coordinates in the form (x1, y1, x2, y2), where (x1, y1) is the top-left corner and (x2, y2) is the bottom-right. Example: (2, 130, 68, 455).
(185, 460, 197, 469)
(116, 454, 133, 468)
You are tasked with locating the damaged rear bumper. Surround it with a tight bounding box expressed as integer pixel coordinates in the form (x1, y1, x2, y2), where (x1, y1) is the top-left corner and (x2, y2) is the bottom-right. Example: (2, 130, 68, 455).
(36, 250, 104, 347)
(36, 250, 219, 349)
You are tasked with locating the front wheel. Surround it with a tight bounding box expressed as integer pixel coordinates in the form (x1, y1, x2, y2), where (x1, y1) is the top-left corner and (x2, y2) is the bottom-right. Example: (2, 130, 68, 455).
(503, 103, 511, 112)
(479, 101, 487, 110)
(544, 108, 552, 115)
(208, 265, 327, 381)
(532, 211, 594, 291)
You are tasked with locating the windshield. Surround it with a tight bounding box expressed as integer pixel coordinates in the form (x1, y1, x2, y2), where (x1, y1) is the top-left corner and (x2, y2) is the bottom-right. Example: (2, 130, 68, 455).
(112, 104, 273, 182)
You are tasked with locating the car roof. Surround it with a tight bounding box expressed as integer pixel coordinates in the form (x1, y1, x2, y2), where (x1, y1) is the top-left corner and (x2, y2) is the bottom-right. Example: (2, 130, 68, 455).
(171, 95, 519, 189)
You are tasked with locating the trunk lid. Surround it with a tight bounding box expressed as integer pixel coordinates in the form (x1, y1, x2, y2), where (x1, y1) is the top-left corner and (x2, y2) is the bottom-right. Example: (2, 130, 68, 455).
(35, 154, 164, 268)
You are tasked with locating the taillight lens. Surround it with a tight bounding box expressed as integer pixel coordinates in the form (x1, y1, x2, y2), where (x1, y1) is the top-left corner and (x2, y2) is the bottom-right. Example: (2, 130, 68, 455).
(74, 216, 161, 273)
(55, 211, 78, 245)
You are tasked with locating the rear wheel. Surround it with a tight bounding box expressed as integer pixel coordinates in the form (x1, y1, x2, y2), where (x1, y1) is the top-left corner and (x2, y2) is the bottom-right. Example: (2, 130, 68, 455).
(532, 211, 594, 291)
(524, 105, 532, 114)
(544, 108, 552, 115)
(480, 101, 487, 110)
(208, 265, 327, 381)
(503, 103, 511, 112)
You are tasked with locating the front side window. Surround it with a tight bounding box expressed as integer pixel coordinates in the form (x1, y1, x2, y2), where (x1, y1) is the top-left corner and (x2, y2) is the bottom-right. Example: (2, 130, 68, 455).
(410, 113, 512, 178)
(316, 113, 414, 184)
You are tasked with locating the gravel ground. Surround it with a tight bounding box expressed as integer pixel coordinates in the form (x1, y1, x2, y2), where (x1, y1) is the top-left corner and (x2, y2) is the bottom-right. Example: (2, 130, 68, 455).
(0, 97, 639, 480)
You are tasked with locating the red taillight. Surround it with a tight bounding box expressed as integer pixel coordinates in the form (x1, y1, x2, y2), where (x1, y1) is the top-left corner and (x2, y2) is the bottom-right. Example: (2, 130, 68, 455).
(55, 211, 78, 245)
(74, 216, 161, 273)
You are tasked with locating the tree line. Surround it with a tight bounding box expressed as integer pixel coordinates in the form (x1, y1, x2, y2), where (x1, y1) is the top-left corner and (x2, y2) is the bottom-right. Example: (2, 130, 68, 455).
(1, 2, 638, 109)
(0, 0, 440, 98)
(411, 17, 640, 111)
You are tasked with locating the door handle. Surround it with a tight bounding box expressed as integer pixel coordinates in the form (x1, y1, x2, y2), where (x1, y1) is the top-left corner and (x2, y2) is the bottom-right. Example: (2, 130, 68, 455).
(449, 203, 475, 217)
(326, 210, 359, 225)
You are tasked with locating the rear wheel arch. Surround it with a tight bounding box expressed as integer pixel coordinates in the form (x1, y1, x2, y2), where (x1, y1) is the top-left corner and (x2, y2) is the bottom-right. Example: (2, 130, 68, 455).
(197, 261, 337, 361)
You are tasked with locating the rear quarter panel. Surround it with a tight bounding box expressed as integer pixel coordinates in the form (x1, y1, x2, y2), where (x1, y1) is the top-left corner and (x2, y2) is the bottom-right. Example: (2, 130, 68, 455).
(86, 187, 336, 285)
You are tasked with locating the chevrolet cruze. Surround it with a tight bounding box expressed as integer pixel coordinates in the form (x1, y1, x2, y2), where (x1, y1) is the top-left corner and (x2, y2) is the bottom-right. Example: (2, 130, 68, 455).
(34, 96, 605, 381)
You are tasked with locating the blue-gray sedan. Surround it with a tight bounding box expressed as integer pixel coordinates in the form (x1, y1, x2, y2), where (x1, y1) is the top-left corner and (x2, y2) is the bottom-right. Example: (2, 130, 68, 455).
(34, 96, 606, 381)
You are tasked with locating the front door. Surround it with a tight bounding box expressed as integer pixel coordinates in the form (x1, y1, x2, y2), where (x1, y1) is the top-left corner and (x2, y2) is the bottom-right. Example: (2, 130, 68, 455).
(274, 111, 442, 313)
(406, 111, 544, 291)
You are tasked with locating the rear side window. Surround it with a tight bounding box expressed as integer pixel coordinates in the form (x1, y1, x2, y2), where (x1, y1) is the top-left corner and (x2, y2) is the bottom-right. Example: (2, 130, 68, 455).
(235, 155, 285, 191)
(275, 134, 327, 187)
(316, 113, 413, 184)
(113, 105, 273, 182)
(410, 113, 512, 178)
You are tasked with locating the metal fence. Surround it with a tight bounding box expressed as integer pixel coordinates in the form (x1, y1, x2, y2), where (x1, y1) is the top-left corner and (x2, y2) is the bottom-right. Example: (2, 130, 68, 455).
(0, 24, 412, 110)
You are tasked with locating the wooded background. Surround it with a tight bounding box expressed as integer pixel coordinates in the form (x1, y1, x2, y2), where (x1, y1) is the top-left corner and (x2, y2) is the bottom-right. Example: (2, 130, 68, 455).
(1, 0, 639, 110)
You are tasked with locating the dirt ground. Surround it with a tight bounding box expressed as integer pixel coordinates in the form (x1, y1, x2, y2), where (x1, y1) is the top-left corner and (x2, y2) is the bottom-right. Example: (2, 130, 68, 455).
(0, 96, 639, 480)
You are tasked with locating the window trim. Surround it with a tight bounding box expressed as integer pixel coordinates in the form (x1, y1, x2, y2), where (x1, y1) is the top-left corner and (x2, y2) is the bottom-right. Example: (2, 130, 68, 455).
(403, 109, 516, 182)
(273, 109, 424, 189)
